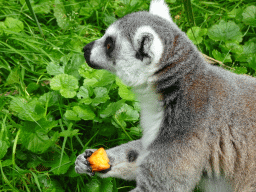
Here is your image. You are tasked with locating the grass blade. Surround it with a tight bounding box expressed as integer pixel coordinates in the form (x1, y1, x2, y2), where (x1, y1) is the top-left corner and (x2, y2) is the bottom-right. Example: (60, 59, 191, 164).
(182, 0, 195, 26)
(25, 0, 44, 38)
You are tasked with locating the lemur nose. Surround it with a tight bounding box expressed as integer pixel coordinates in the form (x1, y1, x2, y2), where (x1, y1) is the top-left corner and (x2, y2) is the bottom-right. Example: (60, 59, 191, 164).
(83, 41, 95, 54)
(83, 41, 95, 64)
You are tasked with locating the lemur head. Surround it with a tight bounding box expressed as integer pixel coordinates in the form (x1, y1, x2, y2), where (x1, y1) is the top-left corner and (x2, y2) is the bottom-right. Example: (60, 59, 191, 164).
(83, 0, 187, 87)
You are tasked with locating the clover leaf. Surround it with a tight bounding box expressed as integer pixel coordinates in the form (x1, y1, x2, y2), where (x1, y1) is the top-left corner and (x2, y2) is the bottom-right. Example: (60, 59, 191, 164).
(4, 17, 24, 33)
(85, 178, 113, 192)
(44, 154, 72, 175)
(10, 97, 45, 121)
(92, 87, 110, 106)
(242, 5, 256, 27)
(54, 0, 70, 29)
(20, 120, 59, 154)
(46, 62, 65, 76)
(116, 77, 135, 101)
(187, 27, 207, 45)
(113, 103, 139, 128)
(50, 74, 78, 98)
(64, 110, 81, 121)
(77, 86, 92, 104)
(212, 49, 232, 63)
(208, 20, 243, 43)
(73, 105, 95, 120)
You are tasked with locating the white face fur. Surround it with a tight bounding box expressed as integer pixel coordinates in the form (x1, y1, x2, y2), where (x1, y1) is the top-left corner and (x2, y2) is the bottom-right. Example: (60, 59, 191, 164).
(87, 25, 163, 87)
(114, 25, 164, 87)
(84, 0, 173, 87)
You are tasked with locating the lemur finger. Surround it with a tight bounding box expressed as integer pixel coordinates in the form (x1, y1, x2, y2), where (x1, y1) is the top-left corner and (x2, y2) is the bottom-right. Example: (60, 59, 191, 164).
(75, 154, 94, 175)
(84, 150, 94, 158)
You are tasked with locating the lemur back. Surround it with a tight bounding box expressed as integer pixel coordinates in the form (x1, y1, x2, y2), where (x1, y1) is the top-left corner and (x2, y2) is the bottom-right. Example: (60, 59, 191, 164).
(75, 0, 256, 191)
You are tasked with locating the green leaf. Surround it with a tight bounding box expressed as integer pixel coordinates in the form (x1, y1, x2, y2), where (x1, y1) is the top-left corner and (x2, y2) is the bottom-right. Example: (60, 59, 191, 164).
(77, 86, 92, 104)
(20, 118, 58, 134)
(46, 154, 72, 175)
(114, 103, 139, 128)
(212, 49, 232, 63)
(242, 5, 256, 27)
(64, 110, 81, 121)
(5, 67, 20, 86)
(54, 0, 70, 29)
(86, 178, 100, 192)
(73, 105, 95, 120)
(92, 87, 110, 106)
(231, 67, 247, 74)
(130, 127, 142, 137)
(9, 97, 26, 113)
(115, 103, 139, 121)
(1, 159, 12, 167)
(0, 140, 9, 160)
(20, 121, 59, 154)
(64, 54, 84, 79)
(10, 97, 45, 121)
(243, 39, 256, 55)
(38, 91, 59, 107)
(39, 175, 65, 192)
(46, 62, 65, 76)
(50, 74, 78, 98)
(4, 17, 24, 33)
(83, 78, 98, 87)
(247, 55, 256, 71)
(27, 82, 39, 93)
(100, 100, 125, 118)
(186, 27, 207, 45)
(224, 42, 243, 54)
(85, 178, 113, 192)
(79, 64, 94, 79)
(208, 20, 243, 43)
(116, 77, 135, 101)
(94, 70, 116, 87)
(233, 39, 256, 63)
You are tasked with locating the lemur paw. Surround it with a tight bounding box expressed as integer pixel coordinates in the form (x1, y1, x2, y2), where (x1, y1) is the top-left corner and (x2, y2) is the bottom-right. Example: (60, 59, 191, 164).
(75, 149, 96, 176)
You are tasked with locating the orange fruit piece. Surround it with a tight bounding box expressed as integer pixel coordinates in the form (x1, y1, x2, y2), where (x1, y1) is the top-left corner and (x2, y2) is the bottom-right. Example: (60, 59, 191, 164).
(87, 147, 110, 172)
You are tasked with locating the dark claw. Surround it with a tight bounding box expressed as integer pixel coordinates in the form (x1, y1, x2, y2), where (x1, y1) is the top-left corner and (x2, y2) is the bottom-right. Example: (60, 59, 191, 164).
(84, 150, 93, 158)
(86, 165, 92, 172)
(84, 160, 90, 166)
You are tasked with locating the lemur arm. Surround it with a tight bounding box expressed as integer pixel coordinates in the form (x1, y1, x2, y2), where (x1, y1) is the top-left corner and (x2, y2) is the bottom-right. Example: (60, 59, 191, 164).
(128, 136, 209, 192)
(75, 139, 142, 181)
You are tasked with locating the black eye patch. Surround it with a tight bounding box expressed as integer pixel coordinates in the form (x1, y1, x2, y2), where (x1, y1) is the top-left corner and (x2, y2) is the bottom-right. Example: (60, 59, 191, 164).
(127, 150, 139, 162)
(136, 36, 150, 61)
(104, 36, 115, 57)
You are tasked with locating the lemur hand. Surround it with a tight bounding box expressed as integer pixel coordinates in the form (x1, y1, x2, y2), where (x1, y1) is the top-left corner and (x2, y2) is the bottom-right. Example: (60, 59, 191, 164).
(75, 149, 96, 176)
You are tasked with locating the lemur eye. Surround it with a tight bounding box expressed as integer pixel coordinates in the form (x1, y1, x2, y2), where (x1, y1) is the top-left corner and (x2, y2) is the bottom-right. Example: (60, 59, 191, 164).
(107, 44, 111, 50)
(104, 36, 115, 56)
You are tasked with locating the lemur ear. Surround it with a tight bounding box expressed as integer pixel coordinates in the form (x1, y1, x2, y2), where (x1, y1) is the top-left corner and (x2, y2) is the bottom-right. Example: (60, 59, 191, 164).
(149, 0, 172, 22)
(135, 33, 154, 62)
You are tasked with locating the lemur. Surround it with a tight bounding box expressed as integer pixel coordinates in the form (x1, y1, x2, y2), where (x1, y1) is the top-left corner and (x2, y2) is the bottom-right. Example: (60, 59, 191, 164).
(75, 0, 256, 191)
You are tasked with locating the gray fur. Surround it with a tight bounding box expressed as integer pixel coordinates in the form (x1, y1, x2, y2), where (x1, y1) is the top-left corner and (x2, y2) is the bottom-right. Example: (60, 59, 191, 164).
(76, 0, 256, 191)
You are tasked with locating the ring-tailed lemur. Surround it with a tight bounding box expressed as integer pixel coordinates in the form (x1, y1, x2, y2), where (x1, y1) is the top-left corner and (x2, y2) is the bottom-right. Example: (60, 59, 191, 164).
(75, 0, 256, 191)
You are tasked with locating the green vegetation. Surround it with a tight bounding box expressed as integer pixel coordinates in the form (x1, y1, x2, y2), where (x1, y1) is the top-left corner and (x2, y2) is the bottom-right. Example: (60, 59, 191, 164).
(0, 0, 255, 191)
